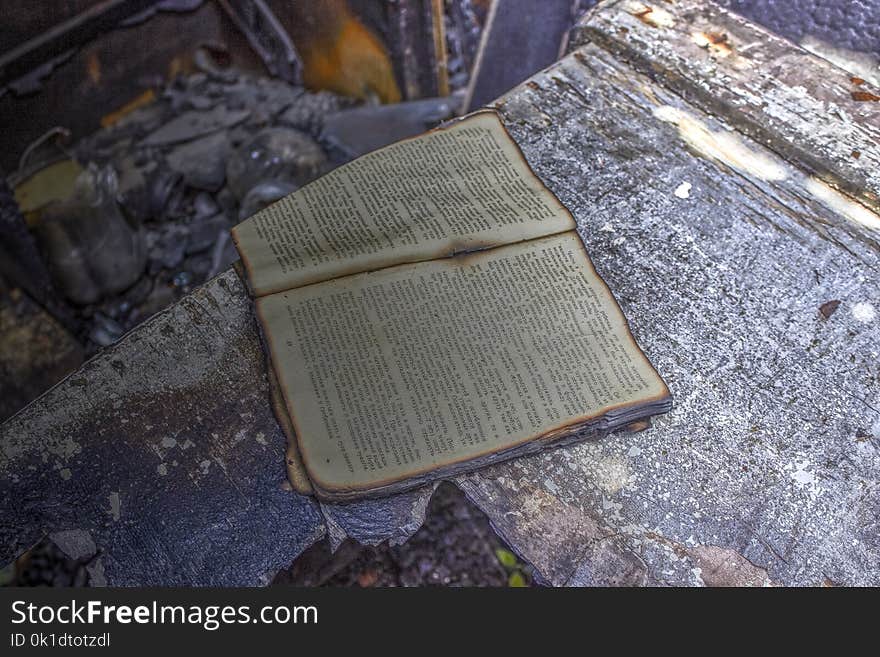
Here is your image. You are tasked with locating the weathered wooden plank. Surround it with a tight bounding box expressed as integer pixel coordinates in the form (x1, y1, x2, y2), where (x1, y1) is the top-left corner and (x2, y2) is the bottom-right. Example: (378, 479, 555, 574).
(0, 270, 324, 585)
(455, 42, 879, 586)
(571, 0, 880, 216)
(306, 29, 880, 585)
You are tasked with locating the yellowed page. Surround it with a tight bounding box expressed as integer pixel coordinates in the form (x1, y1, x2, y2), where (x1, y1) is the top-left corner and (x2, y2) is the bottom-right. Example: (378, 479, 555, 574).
(232, 111, 575, 296)
(266, 362, 313, 494)
(258, 232, 669, 494)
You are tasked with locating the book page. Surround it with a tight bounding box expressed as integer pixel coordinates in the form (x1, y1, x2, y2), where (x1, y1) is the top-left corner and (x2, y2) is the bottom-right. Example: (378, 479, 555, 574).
(258, 232, 669, 494)
(232, 111, 575, 296)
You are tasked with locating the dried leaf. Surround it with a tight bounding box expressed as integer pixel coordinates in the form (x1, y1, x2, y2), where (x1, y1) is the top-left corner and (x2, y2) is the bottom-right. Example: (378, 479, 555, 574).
(508, 571, 528, 587)
(851, 90, 880, 102)
(495, 548, 518, 570)
(819, 300, 841, 320)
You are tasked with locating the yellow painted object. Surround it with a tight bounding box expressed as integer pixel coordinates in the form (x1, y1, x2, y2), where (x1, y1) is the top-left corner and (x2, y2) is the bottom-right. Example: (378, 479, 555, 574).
(298, 0, 401, 103)
(13, 159, 83, 226)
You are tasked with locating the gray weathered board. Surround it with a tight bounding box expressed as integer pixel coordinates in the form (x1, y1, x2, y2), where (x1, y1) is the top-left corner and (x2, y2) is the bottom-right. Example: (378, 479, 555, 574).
(1, 0, 878, 586)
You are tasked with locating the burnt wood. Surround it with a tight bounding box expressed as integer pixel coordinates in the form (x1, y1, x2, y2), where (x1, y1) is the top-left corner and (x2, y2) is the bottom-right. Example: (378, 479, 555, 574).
(1, 0, 878, 586)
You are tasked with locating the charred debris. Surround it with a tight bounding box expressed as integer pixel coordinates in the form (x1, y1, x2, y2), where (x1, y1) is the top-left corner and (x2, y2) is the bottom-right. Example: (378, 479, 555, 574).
(1, 3, 488, 368)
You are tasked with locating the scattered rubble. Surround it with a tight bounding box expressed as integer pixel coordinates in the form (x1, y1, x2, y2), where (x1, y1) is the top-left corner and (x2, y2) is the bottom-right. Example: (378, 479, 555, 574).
(6, 2, 487, 362)
(14, 64, 359, 356)
(11, 55, 465, 358)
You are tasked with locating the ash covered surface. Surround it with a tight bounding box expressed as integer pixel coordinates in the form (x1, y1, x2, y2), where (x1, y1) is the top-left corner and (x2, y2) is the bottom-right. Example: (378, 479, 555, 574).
(8, 484, 522, 587)
(59, 67, 355, 357)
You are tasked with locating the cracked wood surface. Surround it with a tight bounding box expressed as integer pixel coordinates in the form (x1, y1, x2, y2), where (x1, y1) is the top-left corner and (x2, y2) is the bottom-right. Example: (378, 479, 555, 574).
(2, 0, 878, 585)
(452, 38, 878, 586)
(572, 0, 880, 216)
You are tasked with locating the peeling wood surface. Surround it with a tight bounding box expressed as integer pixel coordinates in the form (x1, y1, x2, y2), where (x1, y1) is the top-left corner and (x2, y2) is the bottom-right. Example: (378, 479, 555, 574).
(572, 0, 880, 216)
(2, 0, 879, 586)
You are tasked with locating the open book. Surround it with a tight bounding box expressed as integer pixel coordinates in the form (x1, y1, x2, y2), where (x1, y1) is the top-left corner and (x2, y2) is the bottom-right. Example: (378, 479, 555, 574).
(232, 110, 671, 501)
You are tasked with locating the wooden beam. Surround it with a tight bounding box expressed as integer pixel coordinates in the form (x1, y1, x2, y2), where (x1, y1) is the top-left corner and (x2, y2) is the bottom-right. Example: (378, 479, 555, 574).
(0, 269, 324, 585)
(571, 0, 880, 215)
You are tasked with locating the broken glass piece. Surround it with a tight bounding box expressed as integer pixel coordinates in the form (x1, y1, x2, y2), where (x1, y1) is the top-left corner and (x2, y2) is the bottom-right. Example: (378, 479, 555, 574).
(238, 180, 297, 220)
(225, 127, 327, 200)
(34, 165, 146, 305)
